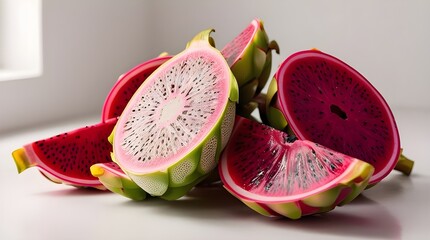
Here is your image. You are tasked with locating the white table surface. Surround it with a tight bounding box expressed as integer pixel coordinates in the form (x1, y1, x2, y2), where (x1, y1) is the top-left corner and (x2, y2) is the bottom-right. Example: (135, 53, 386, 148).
(1, 109, 429, 240)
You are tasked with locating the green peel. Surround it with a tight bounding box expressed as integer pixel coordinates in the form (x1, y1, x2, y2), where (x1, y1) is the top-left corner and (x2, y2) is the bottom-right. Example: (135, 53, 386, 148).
(302, 187, 342, 207)
(90, 163, 147, 201)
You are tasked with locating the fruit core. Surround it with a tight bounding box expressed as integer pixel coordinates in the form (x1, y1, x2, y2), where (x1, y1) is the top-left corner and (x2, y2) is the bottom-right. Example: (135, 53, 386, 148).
(157, 97, 185, 127)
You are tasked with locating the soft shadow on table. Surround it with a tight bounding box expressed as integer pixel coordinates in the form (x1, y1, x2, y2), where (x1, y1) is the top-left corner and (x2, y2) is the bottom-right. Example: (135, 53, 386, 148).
(34, 187, 111, 197)
(364, 172, 414, 200)
(122, 186, 254, 219)
(120, 186, 401, 239)
(270, 195, 401, 240)
(33, 172, 422, 239)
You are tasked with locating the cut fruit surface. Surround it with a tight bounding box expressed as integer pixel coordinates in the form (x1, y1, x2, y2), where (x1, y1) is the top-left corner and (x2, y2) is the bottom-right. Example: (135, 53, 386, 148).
(12, 118, 117, 189)
(102, 55, 172, 121)
(219, 116, 374, 219)
(111, 29, 239, 198)
(266, 50, 401, 185)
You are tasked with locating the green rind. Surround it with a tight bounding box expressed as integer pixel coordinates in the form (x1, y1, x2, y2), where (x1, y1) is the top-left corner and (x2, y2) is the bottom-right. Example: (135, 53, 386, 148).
(253, 22, 270, 51)
(302, 186, 342, 207)
(238, 79, 259, 104)
(230, 42, 263, 87)
(257, 41, 279, 94)
(256, 50, 273, 93)
(228, 72, 239, 103)
(264, 77, 288, 130)
(267, 202, 302, 220)
(236, 101, 258, 118)
(338, 160, 374, 205)
(266, 106, 288, 131)
(90, 163, 147, 201)
(265, 76, 278, 110)
(127, 170, 169, 196)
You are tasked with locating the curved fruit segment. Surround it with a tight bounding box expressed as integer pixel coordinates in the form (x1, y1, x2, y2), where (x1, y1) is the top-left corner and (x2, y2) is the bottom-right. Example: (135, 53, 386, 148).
(12, 118, 118, 189)
(102, 55, 172, 121)
(265, 50, 405, 185)
(90, 162, 147, 200)
(221, 18, 279, 105)
(111, 29, 239, 199)
(219, 116, 374, 219)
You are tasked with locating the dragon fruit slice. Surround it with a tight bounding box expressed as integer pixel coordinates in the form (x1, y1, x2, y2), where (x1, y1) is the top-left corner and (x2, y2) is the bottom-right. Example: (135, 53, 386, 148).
(110, 29, 239, 199)
(11, 118, 117, 189)
(219, 116, 374, 219)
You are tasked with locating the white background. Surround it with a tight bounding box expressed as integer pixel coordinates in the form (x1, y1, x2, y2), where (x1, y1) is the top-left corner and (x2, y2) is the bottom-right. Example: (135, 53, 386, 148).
(1, 1, 430, 239)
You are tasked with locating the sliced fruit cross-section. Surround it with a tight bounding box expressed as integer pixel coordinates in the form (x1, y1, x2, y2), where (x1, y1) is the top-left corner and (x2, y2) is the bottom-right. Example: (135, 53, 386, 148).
(111, 29, 239, 199)
(12, 118, 118, 189)
(219, 116, 374, 219)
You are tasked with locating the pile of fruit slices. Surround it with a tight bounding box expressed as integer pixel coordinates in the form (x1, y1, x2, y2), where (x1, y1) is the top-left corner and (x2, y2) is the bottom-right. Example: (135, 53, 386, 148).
(11, 19, 414, 219)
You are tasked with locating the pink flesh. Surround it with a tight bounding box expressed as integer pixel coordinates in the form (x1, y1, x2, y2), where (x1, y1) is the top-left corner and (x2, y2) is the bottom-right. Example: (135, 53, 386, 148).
(114, 48, 230, 174)
(24, 118, 117, 186)
(102, 56, 171, 121)
(219, 116, 357, 202)
(275, 50, 400, 184)
(221, 19, 259, 66)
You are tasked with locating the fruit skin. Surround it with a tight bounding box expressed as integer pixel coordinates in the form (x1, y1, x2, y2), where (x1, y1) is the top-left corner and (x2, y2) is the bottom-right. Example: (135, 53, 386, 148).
(219, 116, 374, 219)
(221, 18, 279, 106)
(12, 118, 118, 190)
(264, 49, 405, 185)
(262, 77, 288, 130)
(101, 55, 172, 121)
(111, 29, 239, 199)
(90, 162, 147, 200)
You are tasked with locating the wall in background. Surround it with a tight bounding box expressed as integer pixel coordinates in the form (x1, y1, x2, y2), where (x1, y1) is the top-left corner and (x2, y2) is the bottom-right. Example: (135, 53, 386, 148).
(0, 0, 154, 133)
(149, 0, 430, 110)
(1, 0, 429, 133)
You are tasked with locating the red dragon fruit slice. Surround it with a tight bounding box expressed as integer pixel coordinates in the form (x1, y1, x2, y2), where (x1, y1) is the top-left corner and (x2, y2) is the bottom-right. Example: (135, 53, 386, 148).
(12, 118, 117, 189)
(219, 116, 374, 219)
